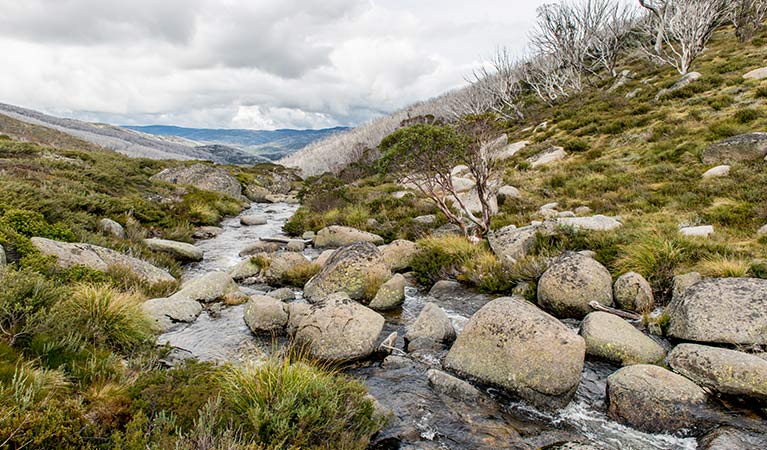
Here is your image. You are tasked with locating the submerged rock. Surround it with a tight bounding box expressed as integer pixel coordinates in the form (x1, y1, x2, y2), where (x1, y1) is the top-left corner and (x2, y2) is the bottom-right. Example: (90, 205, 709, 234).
(580, 312, 666, 366)
(537, 252, 613, 319)
(144, 238, 204, 262)
(303, 242, 391, 302)
(444, 297, 585, 409)
(314, 225, 384, 247)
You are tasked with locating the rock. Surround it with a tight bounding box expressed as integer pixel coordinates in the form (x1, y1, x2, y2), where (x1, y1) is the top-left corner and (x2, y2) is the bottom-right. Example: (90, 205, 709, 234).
(613, 272, 654, 313)
(702, 133, 767, 164)
(369, 274, 406, 311)
(285, 240, 305, 252)
(244, 185, 271, 202)
(302, 231, 315, 241)
(295, 293, 385, 362)
(427, 369, 485, 404)
(381, 239, 418, 272)
(528, 146, 566, 168)
(655, 72, 702, 100)
(285, 302, 310, 336)
(444, 297, 585, 409)
(667, 343, 767, 402)
(667, 278, 767, 346)
(244, 295, 289, 334)
(671, 272, 702, 302)
(679, 225, 714, 238)
(267, 287, 295, 301)
(700, 427, 767, 450)
(580, 312, 666, 366)
(151, 163, 243, 199)
(193, 226, 223, 239)
(541, 202, 559, 210)
(314, 249, 335, 267)
(264, 252, 313, 285)
(556, 215, 622, 231)
(450, 190, 498, 215)
(404, 302, 455, 352)
(451, 177, 476, 193)
(391, 191, 412, 199)
(314, 225, 384, 248)
(428, 280, 474, 301)
(702, 165, 731, 178)
(431, 223, 463, 237)
(537, 252, 613, 319)
(497, 185, 521, 202)
(144, 238, 204, 262)
(557, 211, 576, 218)
(303, 242, 391, 302)
(494, 140, 529, 161)
(240, 215, 267, 226)
(0, 244, 5, 267)
(451, 165, 470, 177)
(607, 364, 712, 433)
(142, 297, 202, 332)
(239, 240, 294, 255)
(31, 237, 175, 285)
(228, 258, 263, 281)
(487, 224, 538, 265)
(170, 271, 240, 303)
(759, 224, 767, 236)
(743, 66, 767, 80)
(412, 214, 436, 224)
(98, 218, 126, 239)
(574, 206, 592, 216)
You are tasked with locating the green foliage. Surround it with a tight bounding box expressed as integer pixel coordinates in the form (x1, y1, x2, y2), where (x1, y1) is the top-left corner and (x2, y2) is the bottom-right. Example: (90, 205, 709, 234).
(734, 108, 759, 124)
(0, 268, 67, 347)
(378, 123, 467, 179)
(616, 232, 687, 303)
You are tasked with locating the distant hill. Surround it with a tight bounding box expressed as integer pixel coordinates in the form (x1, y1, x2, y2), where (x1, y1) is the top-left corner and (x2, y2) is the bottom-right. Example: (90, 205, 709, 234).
(124, 125, 350, 161)
(0, 102, 268, 165)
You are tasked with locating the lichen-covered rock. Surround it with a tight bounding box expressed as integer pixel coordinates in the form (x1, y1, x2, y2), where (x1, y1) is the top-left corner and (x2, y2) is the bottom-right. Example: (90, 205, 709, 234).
(264, 253, 313, 285)
(98, 218, 126, 239)
(144, 238, 204, 262)
(31, 237, 175, 285)
(239, 240, 296, 255)
(667, 344, 767, 402)
(537, 252, 613, 319)
(613, 272, 654, 313)
(244, 185, 271, 202)
(314, 249, 336, 267)
(169, 271, 241, 303)
(142, 297, 202, 332)
(381, 239, 418, 272)
(303, 242, 391, 302)
(295, 293, 385, 362)
(286, 302, 310, 336)
(671, 272, 701, 303)
(580, 312, 665, 366)
(368, 274, 406, 311)
(151, 163, 244, 199)
(606, 364, 712, 434)
(528, 146, 566, 168)
(667, 278, 767, 346)
(404, 302, 455, 352)
(444, 297, 585, 409)
(487, 224, 538, 265)
(314, 225, 384, 248)
(702, 132, 767, 164)
(244, 295, 289, 333)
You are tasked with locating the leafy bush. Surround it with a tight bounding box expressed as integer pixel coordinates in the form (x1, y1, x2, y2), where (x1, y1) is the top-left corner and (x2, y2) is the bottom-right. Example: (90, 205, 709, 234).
(0, 268, 66, 346)
(734, 108, 759, 123)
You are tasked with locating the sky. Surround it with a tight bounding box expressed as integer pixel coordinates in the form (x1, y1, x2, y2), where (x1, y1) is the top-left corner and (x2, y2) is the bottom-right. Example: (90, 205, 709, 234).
(0, 0, 549, 130)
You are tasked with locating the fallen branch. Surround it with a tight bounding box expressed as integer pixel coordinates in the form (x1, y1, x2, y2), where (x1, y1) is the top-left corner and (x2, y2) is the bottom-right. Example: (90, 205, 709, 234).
(589, 301, 642, 321)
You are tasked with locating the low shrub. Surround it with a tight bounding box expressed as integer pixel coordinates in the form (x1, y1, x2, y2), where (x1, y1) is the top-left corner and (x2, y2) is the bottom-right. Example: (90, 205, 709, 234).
(411, 235, 484, 285)
(0, 268, 67, 347)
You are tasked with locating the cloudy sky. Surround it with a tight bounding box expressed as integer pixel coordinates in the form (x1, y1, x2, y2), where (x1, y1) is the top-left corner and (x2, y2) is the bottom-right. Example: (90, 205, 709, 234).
(0, 0, 549, 130)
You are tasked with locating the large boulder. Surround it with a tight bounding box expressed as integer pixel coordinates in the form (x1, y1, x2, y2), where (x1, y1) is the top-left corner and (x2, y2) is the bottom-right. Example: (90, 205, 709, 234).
(142, 297, 202, 332)
(444, 297, 585, 409)
(667, 344, 767, 402)
(380, 239, 418, 272)
(170, 271, 240, 303)
(528, 146, 566, 168)
(144, 238, 204, 262)
(98, 218, 126, 239)
(368, 274, 406, 311)
(700, 427, 767, 450)
(31, 237, 175, 285)
(404, 302, 456, 352)
(295, 293, 385, 362)
(314, 225, 384, 248)
(151, 163, 243, 199)
(667, 278, 767, 346)
(244, 295, 289, 334)
(701, 132, 767, 164)
(537, 252, 613, 319)
(613, 272, 654, 313)
(303, 242, 391, 302)
(487, 224, 538, 265)
(580, 312, 666, 366)
(606, 364, 712, 434)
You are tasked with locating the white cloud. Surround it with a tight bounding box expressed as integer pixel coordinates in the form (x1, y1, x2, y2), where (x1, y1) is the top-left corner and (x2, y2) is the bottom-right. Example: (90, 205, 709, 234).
(0, 0, 549, 130)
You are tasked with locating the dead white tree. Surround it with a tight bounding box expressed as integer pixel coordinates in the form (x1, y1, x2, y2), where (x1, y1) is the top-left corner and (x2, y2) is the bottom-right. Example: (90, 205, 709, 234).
(520, 53, 582, 105)
(639, 0, 731, 74)
(731, 0, 767, 42)
(578, 0, 638, 77)
(468, 48, 526, 120)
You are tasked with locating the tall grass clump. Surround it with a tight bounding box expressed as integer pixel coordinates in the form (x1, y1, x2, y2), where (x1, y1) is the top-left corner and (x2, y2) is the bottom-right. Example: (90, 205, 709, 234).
(220, 356, 382, 449)
(411, 235, 485, 285)
(616, 233, 686, 303)
(696, 255, 751, 278)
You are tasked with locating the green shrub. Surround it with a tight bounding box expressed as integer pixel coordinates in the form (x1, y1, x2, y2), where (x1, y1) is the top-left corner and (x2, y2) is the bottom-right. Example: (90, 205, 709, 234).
(411, 235, 483, 285)
(734, 108, 759, 124)
(755, 86, 767, 98)
(0, 268, 66, 347)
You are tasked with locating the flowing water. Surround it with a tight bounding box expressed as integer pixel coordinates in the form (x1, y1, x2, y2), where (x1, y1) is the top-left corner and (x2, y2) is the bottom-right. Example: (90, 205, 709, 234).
(159, 202, 699, 449)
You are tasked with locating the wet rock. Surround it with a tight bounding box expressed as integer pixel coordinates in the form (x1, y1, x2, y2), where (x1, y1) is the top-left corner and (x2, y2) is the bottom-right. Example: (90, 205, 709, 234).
(142, 297, 202, 332)
(285, 302, 310, 336)
(151, 163, 244, 199)
(238, 240, 298, 255)
(580, 312, 666, 366)
(427, 369, 486, 404)
(613, 272, 654, 313)
(381, 354, 413, 370)
(144, 238, 204, 262)
(31, 237, 175, 285)
(672, 272, 702, 302)
(170, 271, 241, 303)
(528, 146, 566, 168)
(702, 165, 731, 178)
(680, 225, 714, 238)
(295, 293, 385, 362)
(702, 132, 767, 164)
(404, 302, 455, 352)
(607, 364, 713, 434)
(429, 280, 474, 301)
(244, 295, 289, 333)
(743, 66, 767, 80)
(98, 218, 126, 239)
(700, 426, 767, 450)
(267, 287, 295, 301)
(667, 278, 767, 346)
(537, 252, 613, 319)
(444, 297, 585, 409)
(369, 274, 406, 311)
(556, 215, 622, 231)
(193, 226, 223, 239)
(303, 242, 391, 302)
(667, 343, 767, 402)
(314, 225, 384, 248)
(240, 214, 267, 226)
(655, 72, 701, 100)
(381, 239, 418, 272)
(487, 224, 538, 265)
